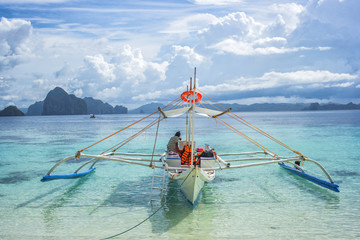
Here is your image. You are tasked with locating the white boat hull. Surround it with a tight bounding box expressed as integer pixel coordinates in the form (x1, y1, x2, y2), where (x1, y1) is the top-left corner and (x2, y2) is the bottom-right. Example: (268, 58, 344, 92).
(171, 166, 215, 204)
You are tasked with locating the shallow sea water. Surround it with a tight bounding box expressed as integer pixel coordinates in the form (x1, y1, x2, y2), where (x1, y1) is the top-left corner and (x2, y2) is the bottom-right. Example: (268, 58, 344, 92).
(0, 111, 359, 239)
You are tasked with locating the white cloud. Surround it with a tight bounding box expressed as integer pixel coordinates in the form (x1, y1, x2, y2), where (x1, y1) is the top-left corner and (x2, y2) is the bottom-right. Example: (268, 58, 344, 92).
(96, 87, 122, 100)
(261, 70, 357, 84)
(209, 38, 312, 55)
(32, 78, 50, 88)
(171, 45, 204, 66)
(59, 44, 170, 103)
(199, 12, 263, 42)
(0, 0, 71, 3)
(0, 17, 32, 70)
(84, 54, 116, 82)
(198, 10, 327, 56)
(132, 90, 162, 102)
(162, 13, 218, 37)
(189, 0, 243, 5)
(324, 82, 354, 88)
(1, 1, 360, 109)
(73, 88, 83, 97)
(113, 44, 168, 86)
(132, 86, 185, 102)
(220, 96, 332, 105)
(200, 70, 358, 94)
(270, 3, 305, 34)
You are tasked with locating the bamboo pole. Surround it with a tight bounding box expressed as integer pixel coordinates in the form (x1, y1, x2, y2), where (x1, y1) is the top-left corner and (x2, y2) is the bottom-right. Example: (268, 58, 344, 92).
(191, 67, 196, 166)
(201, 157, 300, 170)
(218, 151, 266, 156)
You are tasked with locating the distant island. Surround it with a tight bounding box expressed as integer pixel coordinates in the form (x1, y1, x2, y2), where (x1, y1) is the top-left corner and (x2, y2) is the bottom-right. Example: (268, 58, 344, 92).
(302, 102, 360, 111)
(0, 106, 25, 116)
(1, 86, 359, 117)
(128, 102, 165, 114)
(26, 87, 127, 116)
(212, 102, 360, 112)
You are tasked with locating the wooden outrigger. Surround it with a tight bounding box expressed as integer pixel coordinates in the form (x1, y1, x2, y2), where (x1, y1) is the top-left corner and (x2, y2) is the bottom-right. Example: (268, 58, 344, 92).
(41, 68, 339, 204)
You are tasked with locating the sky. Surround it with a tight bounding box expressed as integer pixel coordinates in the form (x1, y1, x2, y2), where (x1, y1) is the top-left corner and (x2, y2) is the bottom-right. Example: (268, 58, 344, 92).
(0, 0, 359, 109)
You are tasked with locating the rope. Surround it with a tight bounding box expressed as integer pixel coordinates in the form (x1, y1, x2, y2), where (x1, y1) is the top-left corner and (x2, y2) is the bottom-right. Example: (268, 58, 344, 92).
(217, 118, 276, 156)
(198, 98, 276, 155)
(101, 117, 162, 154)
(230, 111, 304, 156)
(168, 98, 185, 110)
(77, 96, 181, 156)
(113, 119, 163, 152)
(102, 168, 195, 239)
(197, 88, 304, 157)
(76, 111, 159, 156)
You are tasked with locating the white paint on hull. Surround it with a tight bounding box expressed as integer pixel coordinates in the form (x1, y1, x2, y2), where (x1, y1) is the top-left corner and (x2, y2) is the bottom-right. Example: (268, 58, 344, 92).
(172, 166, 215, 204)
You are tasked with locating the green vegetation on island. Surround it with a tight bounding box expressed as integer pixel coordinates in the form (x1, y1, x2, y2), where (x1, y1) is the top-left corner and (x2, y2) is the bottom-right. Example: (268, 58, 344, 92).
(26, 87, 128, 116)
(0, 106, 25, 116)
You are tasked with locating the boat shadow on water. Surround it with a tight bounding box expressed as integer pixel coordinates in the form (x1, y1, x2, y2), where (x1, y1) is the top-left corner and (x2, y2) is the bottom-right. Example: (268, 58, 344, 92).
(148, 182, 195, 234)
(90, 174, 217, 234)
(41, 173, 93, 223)
(277, 170, 340, 207)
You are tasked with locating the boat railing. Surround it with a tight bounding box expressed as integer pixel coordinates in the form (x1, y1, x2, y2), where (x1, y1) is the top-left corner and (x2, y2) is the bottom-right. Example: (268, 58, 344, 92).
(202, 157, 301, 171)
(218, 151, 267, 156)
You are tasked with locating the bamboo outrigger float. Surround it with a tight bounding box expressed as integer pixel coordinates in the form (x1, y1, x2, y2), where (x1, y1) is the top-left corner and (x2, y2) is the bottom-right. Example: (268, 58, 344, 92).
(41, 68, 339, 204)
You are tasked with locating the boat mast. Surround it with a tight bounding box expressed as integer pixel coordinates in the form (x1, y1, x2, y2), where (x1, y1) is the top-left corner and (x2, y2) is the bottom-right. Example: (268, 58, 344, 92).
(191, 67, 196, 166)
(187, 78, 192, 143)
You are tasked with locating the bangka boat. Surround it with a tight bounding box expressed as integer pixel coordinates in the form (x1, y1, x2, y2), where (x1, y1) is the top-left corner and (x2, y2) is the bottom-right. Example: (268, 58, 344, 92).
(41, 68, 339, 204)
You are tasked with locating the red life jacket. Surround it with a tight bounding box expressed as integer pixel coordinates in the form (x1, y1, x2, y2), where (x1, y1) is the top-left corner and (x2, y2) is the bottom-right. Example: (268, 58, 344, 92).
(181, 144, 201, 166)
(193, 152, 201, 166)
(181, 144, 192, 165)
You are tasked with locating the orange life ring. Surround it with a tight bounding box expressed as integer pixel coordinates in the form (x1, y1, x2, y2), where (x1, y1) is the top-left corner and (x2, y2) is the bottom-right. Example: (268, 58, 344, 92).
(180, 90, 202, 103)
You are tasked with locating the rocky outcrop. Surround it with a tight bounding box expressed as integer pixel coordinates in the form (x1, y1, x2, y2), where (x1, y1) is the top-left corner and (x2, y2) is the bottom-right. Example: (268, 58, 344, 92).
(27, 101, 44, 115)
(114, 105, 127, 114)
(303, 102, 360, 111)
(27, 88, 128, 115)
(42, 87, 87, 115)
(0, 106, 25, 116)
(84, 97, 115, 114)
(83, 97, 128, 114)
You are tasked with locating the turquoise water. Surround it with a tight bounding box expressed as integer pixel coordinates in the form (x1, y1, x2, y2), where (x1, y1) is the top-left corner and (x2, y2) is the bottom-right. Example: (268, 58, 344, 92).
(0, 111, 359, 239)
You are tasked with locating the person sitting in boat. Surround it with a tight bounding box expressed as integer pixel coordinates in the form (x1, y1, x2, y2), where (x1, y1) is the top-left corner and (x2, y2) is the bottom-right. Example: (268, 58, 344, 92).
(167, 131, 181, 155)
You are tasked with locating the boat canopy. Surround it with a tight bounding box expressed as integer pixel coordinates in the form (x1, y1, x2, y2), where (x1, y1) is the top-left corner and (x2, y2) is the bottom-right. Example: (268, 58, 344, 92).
(162, 106, 223, 118)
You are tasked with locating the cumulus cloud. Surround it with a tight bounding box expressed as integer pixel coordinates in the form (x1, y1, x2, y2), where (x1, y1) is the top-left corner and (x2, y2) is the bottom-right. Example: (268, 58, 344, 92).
(84, 54, 116, 82)
(112, 44, 168, 87)
(162, 13, 218, 37)
(201, 70, 358, 94)
(269, 3, 305, 34)
(198, 9, 320, 56)
(209, 38, 313, 55)
(60, 44, 170, 104)
(199, 12, 263, 43)
(0, 0, 70, 3)
(132, 86, 185, 102)
(259, 70, 357, 84)
(171, 45, 204, 66)
(0, 17, 32, 71)
(189, 0, 243, 5)
(1, 1, 360, 108)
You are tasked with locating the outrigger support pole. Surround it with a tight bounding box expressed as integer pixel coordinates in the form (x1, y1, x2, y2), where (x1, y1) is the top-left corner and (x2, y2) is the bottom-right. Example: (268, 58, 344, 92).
(303, 158, 335, 183)
(158, 107, 167, 119)
(212, 108, 231, 118)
